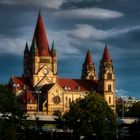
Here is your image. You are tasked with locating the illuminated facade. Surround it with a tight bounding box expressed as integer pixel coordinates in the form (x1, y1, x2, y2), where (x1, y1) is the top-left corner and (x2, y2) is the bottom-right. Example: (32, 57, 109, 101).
(9, 12, 116, 115)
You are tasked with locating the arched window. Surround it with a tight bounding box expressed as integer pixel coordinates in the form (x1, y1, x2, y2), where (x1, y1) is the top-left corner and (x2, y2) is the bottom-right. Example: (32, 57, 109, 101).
(109, 96, 111, 104)
(107, 73, 112, 80)
(66, 97, 68, 101)
(69, 98, 71, 103)
(28, 99, 32, 103)
(108, 84, 111, 91)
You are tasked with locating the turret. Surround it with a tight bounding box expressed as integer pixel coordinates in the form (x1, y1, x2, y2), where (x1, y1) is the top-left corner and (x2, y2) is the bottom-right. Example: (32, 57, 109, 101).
(98, 45, 116, 113)
(51, 41, 57, 75)
(51, 41, 56, 57)
(24, 42, 30, 76)
(31, 38, 38, 56)
(24, 42, 29, 57)
(81, 50, 96, 80)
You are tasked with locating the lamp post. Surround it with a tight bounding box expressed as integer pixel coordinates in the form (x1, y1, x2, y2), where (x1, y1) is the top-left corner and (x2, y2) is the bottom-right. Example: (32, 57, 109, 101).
(36, 91, 42, 112)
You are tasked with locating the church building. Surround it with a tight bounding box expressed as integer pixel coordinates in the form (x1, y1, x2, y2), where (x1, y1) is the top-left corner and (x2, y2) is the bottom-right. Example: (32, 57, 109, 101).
(9, 12, 116, 115)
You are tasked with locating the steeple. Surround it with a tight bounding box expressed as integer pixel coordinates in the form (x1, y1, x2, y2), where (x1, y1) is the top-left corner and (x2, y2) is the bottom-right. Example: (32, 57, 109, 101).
(51, 40, 55, 52)
(33, 38, 37, 49)
(81, 50, 96, 80)
(24, 42, 30, 57)
(32, 38, 38, 56)
(84, 50, 93, 65)
(102, 46, 111, 62)
(32, 11, 51, 56)
(98, 46, 116, 113)
(51, 41, 57, 75)
(51, 40, 56, 57)
(24, 42, 29, 52)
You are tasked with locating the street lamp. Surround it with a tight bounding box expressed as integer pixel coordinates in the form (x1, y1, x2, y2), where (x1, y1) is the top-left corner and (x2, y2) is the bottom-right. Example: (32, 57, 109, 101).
(36, 91, 42, 112)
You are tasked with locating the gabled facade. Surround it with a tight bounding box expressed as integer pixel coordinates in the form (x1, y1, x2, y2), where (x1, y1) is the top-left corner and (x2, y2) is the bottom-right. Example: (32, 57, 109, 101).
(9, 12, 116, 115)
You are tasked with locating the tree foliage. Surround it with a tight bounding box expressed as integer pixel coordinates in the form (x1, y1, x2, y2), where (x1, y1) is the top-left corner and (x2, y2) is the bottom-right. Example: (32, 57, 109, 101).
(0, 84, 26, 140)
(116, 102, 127, 117)
(63, 92, 117, 140)
(127, 102, 140, 117)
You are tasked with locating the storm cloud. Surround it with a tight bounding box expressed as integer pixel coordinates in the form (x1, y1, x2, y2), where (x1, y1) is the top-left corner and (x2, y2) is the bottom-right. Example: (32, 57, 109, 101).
(0, 0, 140, 98)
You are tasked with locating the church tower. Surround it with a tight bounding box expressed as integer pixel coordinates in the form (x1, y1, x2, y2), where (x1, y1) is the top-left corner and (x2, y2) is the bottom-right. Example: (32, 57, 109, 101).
(81, 50, 96, 80)
(24, 42, 30, 77)
(98, 46, 116, 112)
(23, 12, 58, 88)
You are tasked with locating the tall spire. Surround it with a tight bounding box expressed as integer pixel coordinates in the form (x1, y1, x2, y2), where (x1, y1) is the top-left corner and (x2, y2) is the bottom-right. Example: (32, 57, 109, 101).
(81, 50, 96, 80)
(24, 42, 29, 52)
(84, 50, 93, 65)
(51, 40, 55, 51)
(33, 38, 37, 49)
(24, 42, 29, 56)
(102, 45, 111, 62)
(51, 41, 56, 57)
(32, 11, 51, 56)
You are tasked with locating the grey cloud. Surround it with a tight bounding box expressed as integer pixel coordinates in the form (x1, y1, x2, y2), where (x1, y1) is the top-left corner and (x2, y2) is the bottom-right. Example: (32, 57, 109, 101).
(67, 24, 140, 41)
(0, 37, 27, 55)
(52, 8, 124, 20)
(61, 0, 119, 9)
(0, 0, 65, 10)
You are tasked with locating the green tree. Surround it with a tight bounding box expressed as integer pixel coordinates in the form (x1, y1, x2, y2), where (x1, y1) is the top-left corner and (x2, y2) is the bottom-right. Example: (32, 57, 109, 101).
(63, 92, 117, 140)
(116, 102, 127, 117)
(0, 84, 26, 140)
(127, 102, 140, 117)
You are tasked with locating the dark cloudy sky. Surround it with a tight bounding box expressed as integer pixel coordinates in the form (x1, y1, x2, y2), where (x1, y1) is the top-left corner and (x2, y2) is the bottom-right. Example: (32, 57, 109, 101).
(0, 0, 140, 98)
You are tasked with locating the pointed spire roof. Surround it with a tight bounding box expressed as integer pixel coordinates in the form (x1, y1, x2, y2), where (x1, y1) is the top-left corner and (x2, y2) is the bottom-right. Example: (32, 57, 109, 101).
(102, 45, 111, 62)
(51, 40, 55, 50)
(32, 12, 51, 56)
(33, 38, 37, 49)
(24, 42, 29, 52)
(84, 50, 93, 65)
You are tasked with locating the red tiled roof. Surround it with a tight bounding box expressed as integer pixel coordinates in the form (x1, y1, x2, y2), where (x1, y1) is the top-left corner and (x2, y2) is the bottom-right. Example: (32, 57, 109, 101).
(102, 46, 111, 62)
(58, 78, 98, 92)
(18, 89, 36, 104)
(32, 12, 51, 56)
(10, 77, 31, 90)
(84, 50, 93, 65)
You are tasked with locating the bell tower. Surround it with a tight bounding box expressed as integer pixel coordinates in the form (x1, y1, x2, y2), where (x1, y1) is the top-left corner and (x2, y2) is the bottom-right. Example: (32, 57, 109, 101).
(98, 46, 116, 112)
(81, 50, 96, 80)
(23, 12, 58, 88)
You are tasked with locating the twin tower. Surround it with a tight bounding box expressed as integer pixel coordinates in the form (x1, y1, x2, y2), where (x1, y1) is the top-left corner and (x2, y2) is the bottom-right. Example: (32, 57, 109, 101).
(22, 12, 116, 113)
